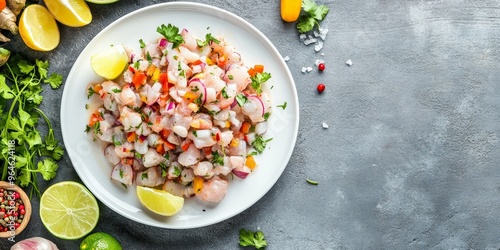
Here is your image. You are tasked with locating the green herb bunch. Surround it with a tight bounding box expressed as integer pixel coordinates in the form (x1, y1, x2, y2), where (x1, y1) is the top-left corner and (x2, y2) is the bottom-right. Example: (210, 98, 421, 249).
(0, 54, 64, 197)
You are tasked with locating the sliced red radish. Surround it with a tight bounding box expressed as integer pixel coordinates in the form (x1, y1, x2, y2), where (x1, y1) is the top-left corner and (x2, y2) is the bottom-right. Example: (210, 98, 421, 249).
(188, 78, 207, 104)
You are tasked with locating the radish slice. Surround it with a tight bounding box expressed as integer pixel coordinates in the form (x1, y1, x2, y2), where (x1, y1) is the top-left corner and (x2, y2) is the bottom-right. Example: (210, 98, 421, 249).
(188, 78, 207, 104)
(111, 163, 134, 185)
(242, 94, 265, 122)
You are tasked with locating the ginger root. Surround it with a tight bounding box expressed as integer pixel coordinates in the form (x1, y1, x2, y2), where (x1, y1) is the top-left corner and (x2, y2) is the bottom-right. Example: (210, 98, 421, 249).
(0, 6, 17, 35)
(6, 0, 24, 16)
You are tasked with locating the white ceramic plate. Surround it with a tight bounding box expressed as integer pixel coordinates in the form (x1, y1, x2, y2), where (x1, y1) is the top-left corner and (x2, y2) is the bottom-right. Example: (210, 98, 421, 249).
(61, 2, 299, 229)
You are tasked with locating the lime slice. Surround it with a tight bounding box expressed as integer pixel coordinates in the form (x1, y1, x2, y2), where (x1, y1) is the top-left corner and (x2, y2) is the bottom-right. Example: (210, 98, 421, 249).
(86, 0, 120, 3)
(40, 181, 99, 240)
(136, 186, 184, 216)
(90, 44, 129, 80)
(80, 232, 122, 250)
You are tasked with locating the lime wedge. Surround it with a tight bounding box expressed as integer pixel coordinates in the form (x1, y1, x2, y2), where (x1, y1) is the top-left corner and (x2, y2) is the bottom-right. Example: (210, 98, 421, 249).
(90, 44, 129, 80)
(136, 186, 184, 216)
(85, 0, 120, 4)
(40, 181, 99, 240)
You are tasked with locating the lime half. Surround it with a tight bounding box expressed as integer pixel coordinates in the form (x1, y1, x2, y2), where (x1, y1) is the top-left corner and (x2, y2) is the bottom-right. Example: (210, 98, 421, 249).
(136, 186, 184, 216)
(40, 181, 99, 240)
(90, 44, 128, 80)
(80, 232, 122, 250)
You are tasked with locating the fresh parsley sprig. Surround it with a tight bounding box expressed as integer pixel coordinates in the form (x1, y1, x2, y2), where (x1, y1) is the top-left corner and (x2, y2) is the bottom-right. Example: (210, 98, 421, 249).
(296, 0, 330, 33)
(0, 54, 64, 197)
(157, 24, 184, 49)
(239, 229, 268, 249)
(250, 72, 271, 95)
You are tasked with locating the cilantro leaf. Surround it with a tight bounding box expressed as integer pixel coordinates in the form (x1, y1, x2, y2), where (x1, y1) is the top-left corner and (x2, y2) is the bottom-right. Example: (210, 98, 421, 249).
(251, 135, 273, 154)
(35, 59, 50, 79)
(296, 16, 316, 33)
(296, 0, 330, 33)
(35, 158, 59, 180)
(239, 229, 268, 249)
(235, 93, 248, 107)
(157, 24, 184, 49)
(44, 73, 63, 89)
(196, 33, 220, 47)
(250, 72, 271, 95)
(0, 81, 14, 99)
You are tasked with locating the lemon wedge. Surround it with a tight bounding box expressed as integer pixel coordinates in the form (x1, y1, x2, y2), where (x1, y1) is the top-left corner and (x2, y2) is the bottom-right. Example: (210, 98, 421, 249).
(136, 186, 184, 216)
(19, 4, 60, 52)
(90, 44, 129, 80)
(44, 0, 92, 27)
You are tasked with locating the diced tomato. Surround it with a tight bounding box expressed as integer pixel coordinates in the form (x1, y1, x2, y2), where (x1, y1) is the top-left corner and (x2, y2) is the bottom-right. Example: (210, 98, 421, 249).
(89, 111, 103, 127)
(132, 72, 147, 89)
(163, 141, 177, 151)
(121, 158, 134, 165)
(126, 132, 136, 142)
(160, 129, 171, 140)
(180, 140, 192, 152)
(156, 143, 166, 155)
(158, 72, 168, 92)
(254, 64, 264, 73)
(247, 67, 256, 77)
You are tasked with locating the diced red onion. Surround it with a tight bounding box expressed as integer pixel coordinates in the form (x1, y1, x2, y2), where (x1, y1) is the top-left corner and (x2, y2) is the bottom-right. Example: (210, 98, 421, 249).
(232, 169, 250, 179)
(158, 38, 168, 47)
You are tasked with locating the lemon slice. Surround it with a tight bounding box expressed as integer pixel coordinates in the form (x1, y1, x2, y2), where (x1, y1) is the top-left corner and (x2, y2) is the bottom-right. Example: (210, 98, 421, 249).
(86, 0, 120, 3)
(44, 0, 92, 27)
(90, 44, 129, 80)
(40, 181, 99, 240)
(19, 4, 60, 52)
(136, 186, 184, 216)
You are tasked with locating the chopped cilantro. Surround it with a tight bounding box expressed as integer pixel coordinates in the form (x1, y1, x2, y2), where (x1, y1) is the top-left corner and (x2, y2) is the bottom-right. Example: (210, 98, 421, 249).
(297, 0, 330, 33)
(235, 93, 248, 107)
(277, 101, 287, 110)
(156, 24, 184, 49)
(250, 72, 271, 95)
(239, 229, 267, 249)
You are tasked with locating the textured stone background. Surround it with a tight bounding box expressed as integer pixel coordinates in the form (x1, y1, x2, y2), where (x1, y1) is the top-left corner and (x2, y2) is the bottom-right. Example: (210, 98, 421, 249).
(4, 0, 500, 249)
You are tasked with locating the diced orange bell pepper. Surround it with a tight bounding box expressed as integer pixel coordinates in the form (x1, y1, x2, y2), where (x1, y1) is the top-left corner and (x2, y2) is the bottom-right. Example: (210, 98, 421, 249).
(240, 122, 252, 134)
(193, 176, 204, 195)
(245, 155, 257, 170)
(183, 92, 197, 102)
(126, 132, 136, 142)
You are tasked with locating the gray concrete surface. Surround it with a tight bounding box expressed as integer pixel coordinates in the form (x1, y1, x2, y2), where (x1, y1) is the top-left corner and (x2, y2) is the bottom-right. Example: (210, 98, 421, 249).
(4, 0, 500, 249)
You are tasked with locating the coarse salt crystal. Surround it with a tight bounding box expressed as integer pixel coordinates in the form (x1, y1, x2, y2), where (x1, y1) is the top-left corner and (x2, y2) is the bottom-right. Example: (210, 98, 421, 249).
(303, 37, 317, 45)
(299, 34, 307, 40)
(346, 59, 353, 66)
(315, 59, 325, 65)
(313, 30, 320, 37)
(301, 67, 307, 73)
(314, 40, 324, 52)
(319, 28, 329, 40)
(306, 67, 313, 72)
(322, 122, 329, 129)
(283, 56, 290, 62)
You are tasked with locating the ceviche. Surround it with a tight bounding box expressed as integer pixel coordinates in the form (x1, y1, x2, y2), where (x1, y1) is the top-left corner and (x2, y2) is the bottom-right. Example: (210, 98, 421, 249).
(85, 24, 273, 203)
